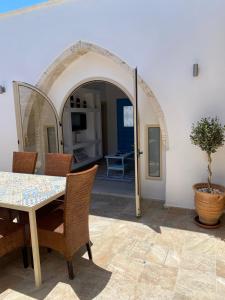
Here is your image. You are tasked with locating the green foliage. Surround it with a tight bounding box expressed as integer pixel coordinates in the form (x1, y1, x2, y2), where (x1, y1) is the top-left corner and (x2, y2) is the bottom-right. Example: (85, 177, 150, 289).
(190, 117, 225, 154)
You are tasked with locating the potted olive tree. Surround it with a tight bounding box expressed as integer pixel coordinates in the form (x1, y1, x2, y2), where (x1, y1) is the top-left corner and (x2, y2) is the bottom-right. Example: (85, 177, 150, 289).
(190, 117, 225, 228)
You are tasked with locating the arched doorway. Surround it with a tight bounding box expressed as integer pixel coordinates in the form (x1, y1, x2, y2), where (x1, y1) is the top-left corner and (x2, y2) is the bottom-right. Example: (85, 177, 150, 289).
(13, 41, 168, 215)
(62, 80, 135, 198)
(36, 41, 167, 147)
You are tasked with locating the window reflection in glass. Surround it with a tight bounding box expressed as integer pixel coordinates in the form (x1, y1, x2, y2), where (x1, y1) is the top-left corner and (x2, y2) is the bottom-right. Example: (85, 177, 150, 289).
(148, 127, 161, 177)
(123, 106, 134, 127)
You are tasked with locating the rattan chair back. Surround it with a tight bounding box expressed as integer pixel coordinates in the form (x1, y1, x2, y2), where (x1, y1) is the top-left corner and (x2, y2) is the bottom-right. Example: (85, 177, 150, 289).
(45, 153, 73, 177)
(12, 151, 37, 174)
(63, 165, 98, 251)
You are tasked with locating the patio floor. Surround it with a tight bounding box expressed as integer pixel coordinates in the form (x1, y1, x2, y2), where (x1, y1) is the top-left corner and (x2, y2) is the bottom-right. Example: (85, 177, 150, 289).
(0, 195, 225, 299)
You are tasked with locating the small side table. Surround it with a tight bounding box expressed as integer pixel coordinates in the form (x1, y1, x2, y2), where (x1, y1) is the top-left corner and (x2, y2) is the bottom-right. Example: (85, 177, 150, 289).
(105, 152, 134, 177)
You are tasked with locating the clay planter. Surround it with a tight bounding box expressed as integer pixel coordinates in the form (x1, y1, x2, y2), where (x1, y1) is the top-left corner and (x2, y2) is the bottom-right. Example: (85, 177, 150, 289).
(193, 183, 225, 226)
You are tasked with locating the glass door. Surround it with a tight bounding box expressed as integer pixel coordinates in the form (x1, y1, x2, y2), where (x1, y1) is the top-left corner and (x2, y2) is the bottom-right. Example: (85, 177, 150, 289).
(134, 68, 142, 217)
(13, 82, 62, 173)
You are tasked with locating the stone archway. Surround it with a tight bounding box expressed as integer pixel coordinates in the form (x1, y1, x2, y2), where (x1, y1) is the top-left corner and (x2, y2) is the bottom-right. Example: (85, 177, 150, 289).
(36, 41, 168, 149)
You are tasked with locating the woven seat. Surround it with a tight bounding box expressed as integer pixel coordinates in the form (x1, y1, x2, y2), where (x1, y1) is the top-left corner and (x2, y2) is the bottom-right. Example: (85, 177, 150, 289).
(0, 151, 38, 221)
(0, 219, 28, 267)
(37, 165, 98, 279)
(38, 209, 64, 233)
(0, 208, 12, 221)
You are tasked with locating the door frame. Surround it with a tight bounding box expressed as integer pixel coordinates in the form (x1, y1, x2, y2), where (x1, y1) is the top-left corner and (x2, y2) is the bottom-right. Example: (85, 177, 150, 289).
(60, 78, 142, 217)
(13, 78, 142, 217)
(133, 69, 142, 217)
(13, 81, 63, 153)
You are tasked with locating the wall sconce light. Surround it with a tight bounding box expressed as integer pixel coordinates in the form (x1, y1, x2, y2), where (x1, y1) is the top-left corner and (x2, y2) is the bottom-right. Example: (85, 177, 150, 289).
(193, 63, 199, 77)
(0, 85, 6, 94)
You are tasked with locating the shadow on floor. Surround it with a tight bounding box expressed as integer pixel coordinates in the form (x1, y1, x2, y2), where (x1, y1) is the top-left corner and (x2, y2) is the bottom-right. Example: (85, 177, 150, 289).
(91, 193, 225, 241)
(1, 194, 225, 300)
(0, 250, 111, 300)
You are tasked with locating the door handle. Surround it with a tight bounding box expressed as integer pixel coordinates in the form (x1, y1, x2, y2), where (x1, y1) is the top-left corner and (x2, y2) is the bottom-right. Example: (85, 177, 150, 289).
(138, 150, 143, 157)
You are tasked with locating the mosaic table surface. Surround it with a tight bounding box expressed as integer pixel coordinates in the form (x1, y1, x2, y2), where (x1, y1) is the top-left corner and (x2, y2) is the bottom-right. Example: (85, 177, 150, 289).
(0, 172, 66, 208)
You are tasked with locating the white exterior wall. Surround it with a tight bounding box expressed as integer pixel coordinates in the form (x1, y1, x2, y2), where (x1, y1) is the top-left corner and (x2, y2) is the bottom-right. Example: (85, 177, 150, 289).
(1, 0, 225, 208)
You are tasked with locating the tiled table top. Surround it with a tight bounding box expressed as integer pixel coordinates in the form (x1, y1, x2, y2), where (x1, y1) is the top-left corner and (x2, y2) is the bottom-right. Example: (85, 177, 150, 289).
(0, 172, 66, 209)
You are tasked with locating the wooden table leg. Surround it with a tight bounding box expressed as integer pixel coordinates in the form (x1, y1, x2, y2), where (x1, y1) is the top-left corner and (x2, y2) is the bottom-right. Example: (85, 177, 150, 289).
(29, 209, 42, 287)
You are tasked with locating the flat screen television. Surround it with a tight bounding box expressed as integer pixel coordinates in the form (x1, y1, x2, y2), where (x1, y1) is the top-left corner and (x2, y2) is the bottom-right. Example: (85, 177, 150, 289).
(71, 112, 87, 131)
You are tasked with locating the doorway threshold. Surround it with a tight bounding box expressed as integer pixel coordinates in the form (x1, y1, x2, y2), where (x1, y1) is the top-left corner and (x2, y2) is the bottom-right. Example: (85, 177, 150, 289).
(92, 191, 135, 199)
(93, 178, 135, 199)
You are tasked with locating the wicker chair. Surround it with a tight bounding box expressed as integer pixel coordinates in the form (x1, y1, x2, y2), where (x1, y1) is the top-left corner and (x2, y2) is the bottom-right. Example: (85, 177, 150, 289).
(0, 151, 38, 221)
(12, 151, 38, 174)
(37, 153, 73, 216)
(37, 165, 98, 279)
(0, 219, 28, 268)
(45, 153, 73, 177)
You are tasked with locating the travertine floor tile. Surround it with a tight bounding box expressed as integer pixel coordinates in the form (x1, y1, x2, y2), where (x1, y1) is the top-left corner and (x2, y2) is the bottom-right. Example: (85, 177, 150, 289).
(216, 258, 225, 278)
(107, 253, 145, 281)
(175, 268, 216, 299)
(145, 242, 169, 265)
(0, 196, 224, 299)
(216, 276, 225, 300)
(134, 262, 177, 299)
(0, 289, 36, 300)
(183, 234, 216, 256)
(96, 272, 137, 300)
(215, 237, 225, 259)
(44, 282, 79, 300)
(180, 253, 216, 273)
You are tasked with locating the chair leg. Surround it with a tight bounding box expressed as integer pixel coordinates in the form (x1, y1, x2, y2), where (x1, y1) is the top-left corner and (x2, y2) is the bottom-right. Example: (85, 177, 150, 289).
(29, 247, 34, 269)
(86, 241, 92, 260)
(67, 261, 74, 280)
(22, 247, 29, 268)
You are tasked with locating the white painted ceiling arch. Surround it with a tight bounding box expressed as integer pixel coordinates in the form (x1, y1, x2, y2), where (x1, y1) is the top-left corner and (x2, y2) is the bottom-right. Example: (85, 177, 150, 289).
(36, 41, 168, 148)
(56, 76, 135, 120)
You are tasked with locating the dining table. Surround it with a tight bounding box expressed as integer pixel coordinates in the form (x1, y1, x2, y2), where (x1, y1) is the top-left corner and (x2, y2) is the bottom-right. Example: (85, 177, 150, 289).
(0, 171, 66, 287)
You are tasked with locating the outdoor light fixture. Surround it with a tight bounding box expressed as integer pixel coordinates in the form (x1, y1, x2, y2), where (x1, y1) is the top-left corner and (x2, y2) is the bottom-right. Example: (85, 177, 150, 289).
(0, 85, 6, 94)
(193, 63, 199, 77)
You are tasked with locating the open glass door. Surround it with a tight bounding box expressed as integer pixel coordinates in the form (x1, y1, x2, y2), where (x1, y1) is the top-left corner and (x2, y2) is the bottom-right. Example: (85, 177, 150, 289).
(134, 68, 142, 217)
(13, 82, 62, 173)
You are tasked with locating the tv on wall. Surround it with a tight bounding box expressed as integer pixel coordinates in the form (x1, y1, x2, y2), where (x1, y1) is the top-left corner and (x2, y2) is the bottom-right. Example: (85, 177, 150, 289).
(71, 112, 87, 131)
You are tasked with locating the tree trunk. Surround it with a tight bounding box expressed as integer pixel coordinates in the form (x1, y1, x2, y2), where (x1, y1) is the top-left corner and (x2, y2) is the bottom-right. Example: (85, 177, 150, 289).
(207, 152, 212, 190)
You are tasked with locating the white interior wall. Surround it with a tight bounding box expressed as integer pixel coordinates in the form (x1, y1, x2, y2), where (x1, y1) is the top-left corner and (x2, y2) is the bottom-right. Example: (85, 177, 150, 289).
(1, 0, 225, 207)
(62, 83, 123, 155)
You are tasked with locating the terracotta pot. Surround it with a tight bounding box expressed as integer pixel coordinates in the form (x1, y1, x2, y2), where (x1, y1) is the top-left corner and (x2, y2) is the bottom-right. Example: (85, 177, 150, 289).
(193, 183, 225, 225)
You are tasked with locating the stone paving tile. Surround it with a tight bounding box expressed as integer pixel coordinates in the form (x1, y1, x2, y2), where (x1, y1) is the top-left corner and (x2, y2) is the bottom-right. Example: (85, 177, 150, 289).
(0, 289, 36, 300)
(183, 234, 216, 257)
(145, 242, 169, 265)
(174, 268, 216, 299)
(180, 253, 215, 273)
(96, 272, 137, 300)
(216, 276, 225, 300)
(0, 196, 225, 299)
(44, 283, 79, 300)
(216, 258, 225, 278)
(134, 262, 177, 300)
(215, 236, 225, 259)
